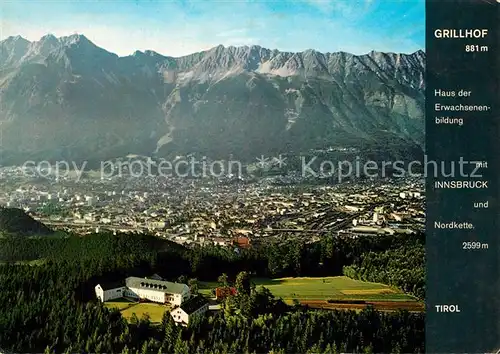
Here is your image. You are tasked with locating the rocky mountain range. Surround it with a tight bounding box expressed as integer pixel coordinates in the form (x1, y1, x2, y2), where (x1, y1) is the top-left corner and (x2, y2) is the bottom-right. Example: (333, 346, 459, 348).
(0, 34, 425, 165)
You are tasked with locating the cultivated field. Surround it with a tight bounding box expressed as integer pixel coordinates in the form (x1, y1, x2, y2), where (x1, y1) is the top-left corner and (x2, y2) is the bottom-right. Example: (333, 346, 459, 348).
(300, 300, 425, 312)
(199, 276, 422, 311)
(104, 299, 169, 324)
(201, 276, 414, 301)
(255, 276, 415, 301)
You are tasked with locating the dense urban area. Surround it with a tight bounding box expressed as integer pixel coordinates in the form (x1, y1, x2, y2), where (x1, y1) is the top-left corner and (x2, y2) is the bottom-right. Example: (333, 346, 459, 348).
(0, 163, 424, 246)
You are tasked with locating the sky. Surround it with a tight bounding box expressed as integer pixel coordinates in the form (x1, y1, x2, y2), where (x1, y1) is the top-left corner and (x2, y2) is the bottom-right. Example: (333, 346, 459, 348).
(0, 0, 425, 57)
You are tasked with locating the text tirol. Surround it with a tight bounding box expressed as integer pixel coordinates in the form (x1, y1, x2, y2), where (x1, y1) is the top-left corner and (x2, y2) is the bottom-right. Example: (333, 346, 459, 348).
(435, 305, 461, 313)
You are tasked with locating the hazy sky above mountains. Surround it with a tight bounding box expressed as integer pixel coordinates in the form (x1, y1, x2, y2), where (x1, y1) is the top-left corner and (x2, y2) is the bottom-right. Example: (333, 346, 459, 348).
(1, 0, 424, 57)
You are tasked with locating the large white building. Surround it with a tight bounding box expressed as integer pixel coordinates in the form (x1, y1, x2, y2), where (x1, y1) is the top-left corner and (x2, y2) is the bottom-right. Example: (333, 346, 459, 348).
(95, 276, 190, 306)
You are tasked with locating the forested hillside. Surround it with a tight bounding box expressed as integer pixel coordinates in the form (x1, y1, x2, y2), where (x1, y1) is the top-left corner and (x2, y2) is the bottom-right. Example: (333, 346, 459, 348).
(0, 231, 425, 353)
(0, 207, 53, 236)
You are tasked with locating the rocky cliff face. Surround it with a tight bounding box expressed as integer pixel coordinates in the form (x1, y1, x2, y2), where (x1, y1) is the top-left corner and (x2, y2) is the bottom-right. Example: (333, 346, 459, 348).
(0, 34, 425, 164)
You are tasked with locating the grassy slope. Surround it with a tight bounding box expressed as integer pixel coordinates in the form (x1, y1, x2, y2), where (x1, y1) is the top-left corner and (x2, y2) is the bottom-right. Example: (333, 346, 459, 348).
(104, 299, 170, 324)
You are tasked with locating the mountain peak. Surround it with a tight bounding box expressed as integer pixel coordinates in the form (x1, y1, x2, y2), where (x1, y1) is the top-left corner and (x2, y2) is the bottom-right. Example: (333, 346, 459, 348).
(22, 34, 62, 60)
(244, 44, 261, 50)
(130, 50, 165, 63)
(0, 35, 31, 67)
(2, 35, 29, 44)
(144, 50, 162, 57)
(38, 34, 60, 48)
(212, 44, 225, 51)
(40, 34, 58, 41)
(60, 34, 94, 47)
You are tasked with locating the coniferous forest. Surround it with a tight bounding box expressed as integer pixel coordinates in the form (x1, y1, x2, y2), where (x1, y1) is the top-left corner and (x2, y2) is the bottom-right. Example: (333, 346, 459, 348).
(0, 231, 425, 353)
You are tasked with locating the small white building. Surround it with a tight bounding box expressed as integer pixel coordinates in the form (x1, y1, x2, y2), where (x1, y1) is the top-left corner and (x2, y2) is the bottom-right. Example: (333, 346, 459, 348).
(95, 276, 190, 306)
(170, 295, 209, 326)
(95, 281, 126, 302)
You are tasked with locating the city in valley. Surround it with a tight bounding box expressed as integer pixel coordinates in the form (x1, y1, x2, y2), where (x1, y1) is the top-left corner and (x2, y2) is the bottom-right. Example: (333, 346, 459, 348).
(0, 163, 424, 247)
